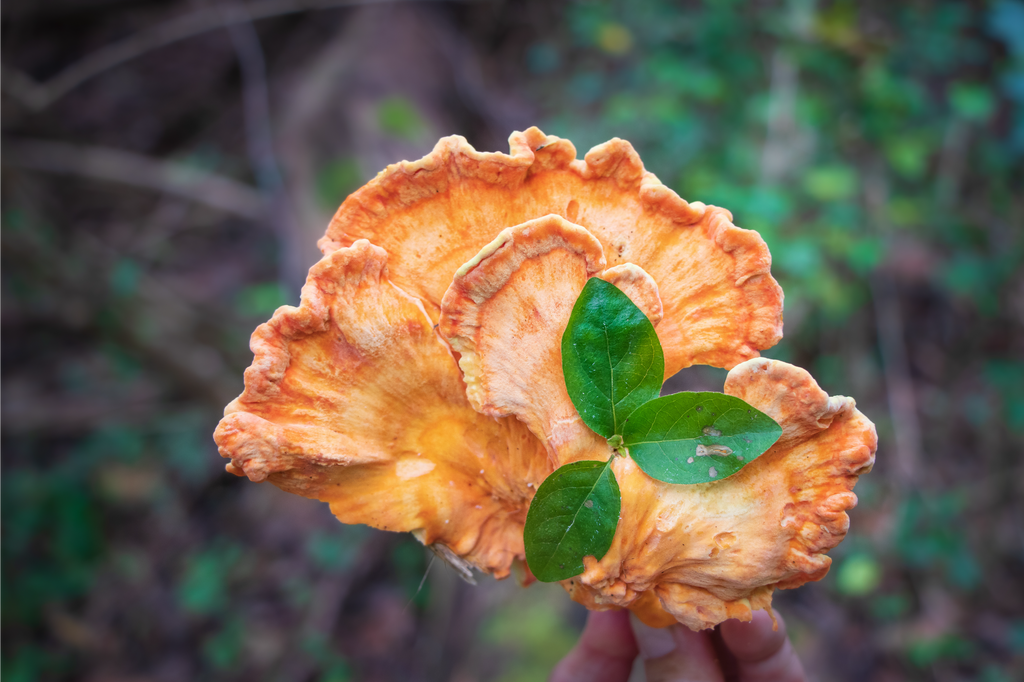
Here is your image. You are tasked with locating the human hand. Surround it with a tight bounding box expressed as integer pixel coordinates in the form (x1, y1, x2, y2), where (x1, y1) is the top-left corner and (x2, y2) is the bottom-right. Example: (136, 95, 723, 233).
(550, 608, 806, 682)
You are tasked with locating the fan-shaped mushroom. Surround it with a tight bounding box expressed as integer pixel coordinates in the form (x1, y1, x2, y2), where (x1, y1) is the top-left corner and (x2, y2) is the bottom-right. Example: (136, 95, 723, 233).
(214, 128, 876, 630)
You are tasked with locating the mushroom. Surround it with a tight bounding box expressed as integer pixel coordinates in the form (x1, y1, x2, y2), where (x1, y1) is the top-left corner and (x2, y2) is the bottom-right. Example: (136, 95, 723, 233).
(215, 128, 877, 630)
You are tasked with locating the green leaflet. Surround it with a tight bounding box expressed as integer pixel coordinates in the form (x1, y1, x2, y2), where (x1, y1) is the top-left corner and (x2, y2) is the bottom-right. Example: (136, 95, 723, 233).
(527, 278, 783, 582)
(561, 278, 664, 439)
(523, 459, 620, 583)
(622, 392, 783, 484)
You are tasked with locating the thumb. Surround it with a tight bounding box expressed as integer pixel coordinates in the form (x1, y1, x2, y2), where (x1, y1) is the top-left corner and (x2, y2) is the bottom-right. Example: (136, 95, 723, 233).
(550, 610, 638, 682)
(630, 613, 724, 682)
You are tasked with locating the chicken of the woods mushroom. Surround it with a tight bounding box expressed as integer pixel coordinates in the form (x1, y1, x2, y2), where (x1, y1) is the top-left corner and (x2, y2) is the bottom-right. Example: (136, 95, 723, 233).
(214, 127, 877, 631)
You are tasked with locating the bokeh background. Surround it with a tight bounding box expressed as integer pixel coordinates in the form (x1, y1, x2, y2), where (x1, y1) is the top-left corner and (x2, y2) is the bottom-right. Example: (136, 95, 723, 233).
(3, 0, 1023, 680)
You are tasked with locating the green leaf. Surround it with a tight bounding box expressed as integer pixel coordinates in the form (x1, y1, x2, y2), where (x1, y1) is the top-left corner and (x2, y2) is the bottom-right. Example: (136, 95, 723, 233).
(622, 392, 782, 484)
(562, 278, 664, 438)
(524, 459, 620, 582)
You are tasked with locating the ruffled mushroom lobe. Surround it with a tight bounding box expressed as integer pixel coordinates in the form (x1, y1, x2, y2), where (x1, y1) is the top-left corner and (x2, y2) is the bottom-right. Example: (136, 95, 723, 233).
(323, 127, 782, 377)
(598, 264, 663, 327)
(214, 240, 550, 577)
(566, 358, 877, 630)
(439, 215, 662, 464)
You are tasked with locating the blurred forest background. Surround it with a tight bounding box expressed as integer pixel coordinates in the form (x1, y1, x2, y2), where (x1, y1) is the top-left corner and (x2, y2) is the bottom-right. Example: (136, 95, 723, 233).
(2, 0, 1023, 680)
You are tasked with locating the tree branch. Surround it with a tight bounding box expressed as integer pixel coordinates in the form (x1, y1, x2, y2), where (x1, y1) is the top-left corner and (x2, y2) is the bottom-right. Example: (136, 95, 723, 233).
(2, 138, 266, 219)
(1, 0, 481, 112)
(218, 0, 307, 292)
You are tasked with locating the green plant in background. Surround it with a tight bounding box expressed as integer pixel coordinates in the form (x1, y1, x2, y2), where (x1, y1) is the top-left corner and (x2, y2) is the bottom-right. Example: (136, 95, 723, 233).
(315, 158, 364, 214)
(480, 583, 581, 682)
(203, 616, 246, 671)
(376, 96, 428, 141)
(177, 544, 243, 617)
(894, 492, 982, 592)
(307, 526, 370, 574)
(1, 470, 105, 626)
(524, 278, 782, 582)
(835, 552, 882, 597)
(1, 466, 105, 680)
(236, 282, 290, 318)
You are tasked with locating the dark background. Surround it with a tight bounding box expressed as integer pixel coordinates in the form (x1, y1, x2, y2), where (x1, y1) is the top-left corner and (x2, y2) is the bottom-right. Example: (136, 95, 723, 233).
(2, 1, 1023, 680)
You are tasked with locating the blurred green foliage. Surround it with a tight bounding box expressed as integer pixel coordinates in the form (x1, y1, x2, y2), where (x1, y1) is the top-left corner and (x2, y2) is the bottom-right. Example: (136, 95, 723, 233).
(0, 405, 225, 678)
(895, 492, 982, 591)
(480, 584, 580, 682)
(907, 633, 976, 668)
(203, 616, 246, 670)
(307, 526, 370, 573)
(316, 158, 364, 213)
(376, 96, 428, 141)
(534, 0, 1022, 341)
(835, 553, 882, 597)
(2, 469, 104, 625)
(235, 281, 290, 318)
(178, 544, 243, 616)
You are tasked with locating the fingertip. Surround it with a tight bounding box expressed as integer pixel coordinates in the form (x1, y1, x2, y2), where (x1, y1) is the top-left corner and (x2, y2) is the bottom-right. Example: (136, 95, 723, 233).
(629, 613, 676, 659)
(550, 610, 638, 682)
(719, 609, 785, 662)
(632, 617, 722, 682)
(720, 610, 806, 682)
(586, 609, 639, 659)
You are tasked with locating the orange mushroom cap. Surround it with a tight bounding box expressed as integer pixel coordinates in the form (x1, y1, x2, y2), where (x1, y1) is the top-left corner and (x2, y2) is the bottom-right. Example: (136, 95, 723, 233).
(214, 128, 876, 630)
(320, 127, 783, 377)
